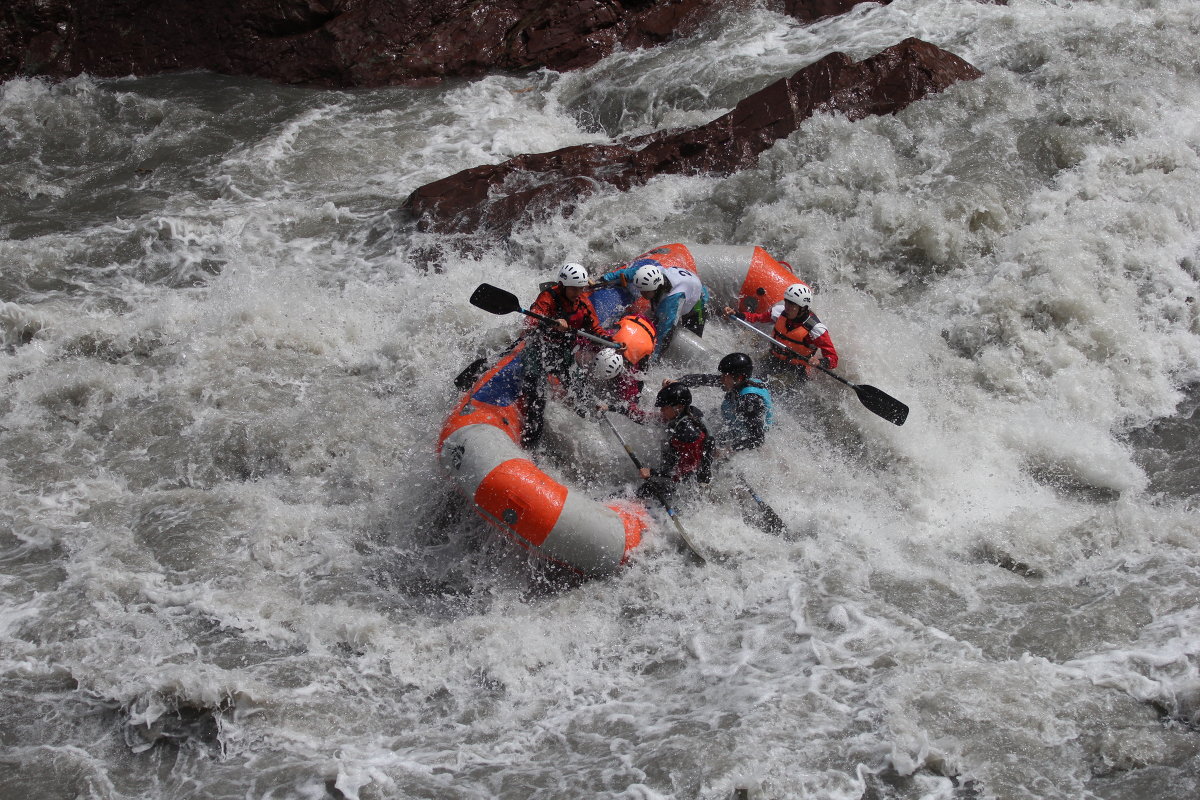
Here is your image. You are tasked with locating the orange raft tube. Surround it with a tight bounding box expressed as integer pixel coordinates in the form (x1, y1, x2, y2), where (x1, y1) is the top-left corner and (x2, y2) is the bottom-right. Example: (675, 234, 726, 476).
(594, 243, 806, 364)
(628, 242, 806, 318)
(437, 339, 649, 577)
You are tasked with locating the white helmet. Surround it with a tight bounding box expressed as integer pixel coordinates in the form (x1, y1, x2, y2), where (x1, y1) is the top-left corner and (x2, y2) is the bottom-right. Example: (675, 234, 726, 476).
(632, 263, 665, 292)
(784, 282, 812, 307)
(595, 348, 625, 380)
(558, 262, 590, 287)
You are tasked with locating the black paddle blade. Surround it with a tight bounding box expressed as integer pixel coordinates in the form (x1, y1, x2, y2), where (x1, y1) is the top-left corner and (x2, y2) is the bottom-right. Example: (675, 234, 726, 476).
(736, 479, 787, 536)
(453, 357, 489, 391)
(854, 384, 909, 426)
(469, 283, 521, 315)
(747, 501, 786, 536)
(668, 513, 708, 565)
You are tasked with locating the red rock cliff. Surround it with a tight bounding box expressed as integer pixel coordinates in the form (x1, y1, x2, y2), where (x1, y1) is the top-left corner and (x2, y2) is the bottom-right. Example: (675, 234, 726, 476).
(2, 0, 887, 87)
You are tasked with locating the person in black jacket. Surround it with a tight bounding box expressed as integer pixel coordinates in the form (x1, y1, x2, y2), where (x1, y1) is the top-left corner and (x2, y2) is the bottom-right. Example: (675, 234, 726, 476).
(636, 383, 713, 504)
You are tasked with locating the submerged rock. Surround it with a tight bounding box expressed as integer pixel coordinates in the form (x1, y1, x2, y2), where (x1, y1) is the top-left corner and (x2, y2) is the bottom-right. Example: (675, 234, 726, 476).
(1, 0, 885, 86)
(403, 38, 983, 237)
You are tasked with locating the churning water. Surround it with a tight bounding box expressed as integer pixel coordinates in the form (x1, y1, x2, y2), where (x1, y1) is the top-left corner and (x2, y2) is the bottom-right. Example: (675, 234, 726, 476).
(2, 1, 1199, 798)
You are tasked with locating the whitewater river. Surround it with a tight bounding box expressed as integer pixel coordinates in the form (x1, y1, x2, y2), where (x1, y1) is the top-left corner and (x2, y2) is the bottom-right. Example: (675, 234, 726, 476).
(3, 0, 1199, 797)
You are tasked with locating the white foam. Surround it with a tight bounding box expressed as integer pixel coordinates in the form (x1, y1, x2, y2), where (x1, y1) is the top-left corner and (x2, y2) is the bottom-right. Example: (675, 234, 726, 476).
(3, 1, 1200, 797)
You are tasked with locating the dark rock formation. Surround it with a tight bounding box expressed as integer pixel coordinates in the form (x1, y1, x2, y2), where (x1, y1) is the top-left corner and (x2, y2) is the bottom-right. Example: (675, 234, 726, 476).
(1, 0, 886, 87)
(403, 38, 983, 237)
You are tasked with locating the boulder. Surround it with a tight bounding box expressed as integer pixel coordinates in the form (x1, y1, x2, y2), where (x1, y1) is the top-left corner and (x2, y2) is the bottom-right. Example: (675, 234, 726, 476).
(403, 38, 983, 236)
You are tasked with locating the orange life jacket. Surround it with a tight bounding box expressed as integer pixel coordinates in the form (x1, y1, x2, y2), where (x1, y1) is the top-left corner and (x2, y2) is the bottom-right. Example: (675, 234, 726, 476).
(771, 313, 818, 365)
(611, 314, 657, 369)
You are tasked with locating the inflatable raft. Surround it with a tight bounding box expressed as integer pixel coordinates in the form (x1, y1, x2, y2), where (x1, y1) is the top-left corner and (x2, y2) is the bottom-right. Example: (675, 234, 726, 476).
(437, 243, 804, 576)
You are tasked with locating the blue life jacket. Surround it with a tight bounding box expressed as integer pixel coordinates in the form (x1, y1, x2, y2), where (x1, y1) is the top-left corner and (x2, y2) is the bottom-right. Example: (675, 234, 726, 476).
(721, 378, 774, 431)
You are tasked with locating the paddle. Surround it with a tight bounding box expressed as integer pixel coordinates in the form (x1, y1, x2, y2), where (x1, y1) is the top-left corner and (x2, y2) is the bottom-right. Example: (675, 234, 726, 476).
(453, 356, 489, 391)
(733, 474, 788, 536)
(453, 336, 527, 392)
(600, 413, 707, 565)
(729, 315, 909, 426)
(470, 283, 623, 350)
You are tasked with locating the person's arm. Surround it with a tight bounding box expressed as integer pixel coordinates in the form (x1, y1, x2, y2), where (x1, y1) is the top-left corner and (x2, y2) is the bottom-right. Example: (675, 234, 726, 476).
(809, 326, 838, 369)
(727, 299, 780, 324)
(741, 310, 773, 323)
(525, 289, 556, 331)
(578, 296, 613, 339)
(598, 264, 638, 286)
(651, 292, 685, 357)
(673, 373, 722, 389)
(659, 434, 680, 478)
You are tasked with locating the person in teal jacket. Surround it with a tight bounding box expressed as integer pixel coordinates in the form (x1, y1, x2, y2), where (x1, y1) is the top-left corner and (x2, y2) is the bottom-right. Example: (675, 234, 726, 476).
(668, 352, 773, 453)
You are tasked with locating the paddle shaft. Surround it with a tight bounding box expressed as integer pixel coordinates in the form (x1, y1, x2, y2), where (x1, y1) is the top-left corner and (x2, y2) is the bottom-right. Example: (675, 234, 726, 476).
(604, 415, 647, 472)
(521, 307, 620, 350)
(538, 279, 619, 293)
(600, 414, 706, 564)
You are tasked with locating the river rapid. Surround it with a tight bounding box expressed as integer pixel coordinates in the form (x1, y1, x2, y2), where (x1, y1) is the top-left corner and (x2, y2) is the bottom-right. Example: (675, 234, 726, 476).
(2, 1, 1200, 798)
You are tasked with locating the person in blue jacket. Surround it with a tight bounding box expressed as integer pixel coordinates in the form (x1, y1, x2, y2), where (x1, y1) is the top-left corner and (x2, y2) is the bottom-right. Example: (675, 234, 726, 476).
(667, 352, 773, 454)
(598, 258, 711, 360)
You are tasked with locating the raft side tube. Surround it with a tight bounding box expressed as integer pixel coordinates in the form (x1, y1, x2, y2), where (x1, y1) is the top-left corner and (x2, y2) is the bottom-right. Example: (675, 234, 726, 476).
(661, 328, 715, 367)
(439, 422, 645, 576)
(633, 243, 804, 316)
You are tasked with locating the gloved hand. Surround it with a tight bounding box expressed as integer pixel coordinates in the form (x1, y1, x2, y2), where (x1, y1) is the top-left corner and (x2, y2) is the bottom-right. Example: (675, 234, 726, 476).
(819, 356, 832, 370)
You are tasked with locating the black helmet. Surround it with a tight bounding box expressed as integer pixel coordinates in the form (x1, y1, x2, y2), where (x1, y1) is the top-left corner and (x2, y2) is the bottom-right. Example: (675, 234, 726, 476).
(718, 352, 753, 377)
(654, 383, 691, 408)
